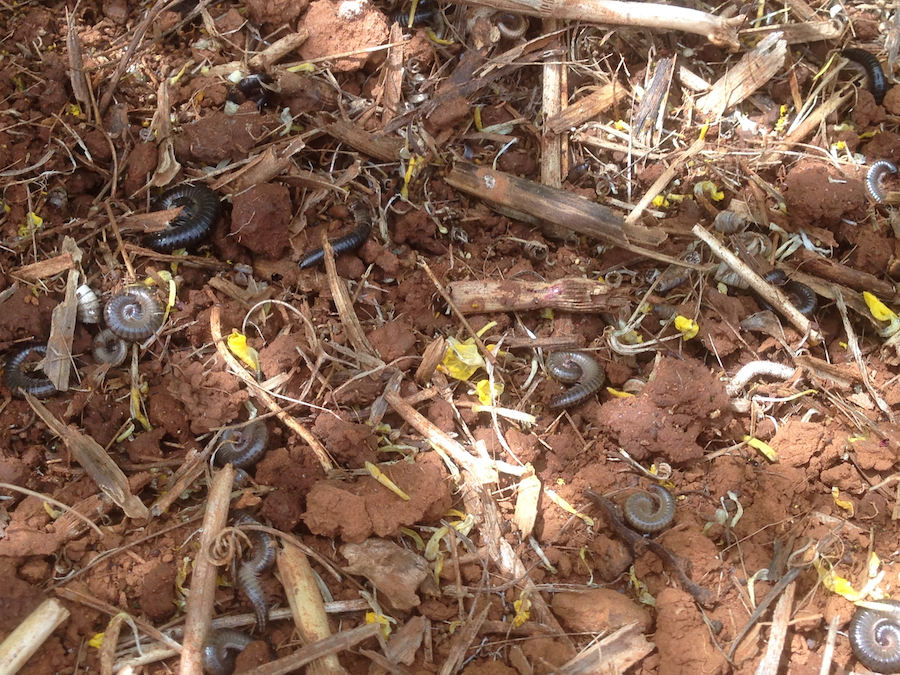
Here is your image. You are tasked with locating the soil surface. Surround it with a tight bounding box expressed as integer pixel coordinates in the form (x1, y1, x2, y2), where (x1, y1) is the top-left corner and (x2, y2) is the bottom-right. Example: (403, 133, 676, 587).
(1, 1, 899, 675)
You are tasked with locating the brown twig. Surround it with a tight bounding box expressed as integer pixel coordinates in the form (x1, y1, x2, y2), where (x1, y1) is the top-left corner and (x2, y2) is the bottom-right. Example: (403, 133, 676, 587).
(178, 464, 234, 675)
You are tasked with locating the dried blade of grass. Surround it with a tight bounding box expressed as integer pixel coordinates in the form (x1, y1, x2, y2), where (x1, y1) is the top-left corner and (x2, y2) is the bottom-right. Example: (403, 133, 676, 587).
(457, 0, 744, 50)
(693, 224, 822, 344)
(178, 464, 233, 675)
(785, 249, 900, 303)
(545, 81, 627, 133)
(697, 33, 786, 117)
(235, 625, 380, 675)
(557, 621, 655, 674)
(321, 231, 381, 366)
(381, 23, 405, 127)
(148, 80, 181, 190)
(12, 253, 76, 282)
(53, 473, 153, 541)
(0, 599, 69, 674)
(278, 545, 350, 675)
(217, 138, 308, 193)
(65, 7, 92, 118)
(439, 604, 490, 675)
(25, 394, 150, 519)
(323, 119, 405, 163)
(203, 30, 310, 77)
(540, 20, 566, 240)
(41, 248, 80, 391)
(209, 304, 336, 472)
(819, 614, 840, 675)
(753, 580, 795, 675)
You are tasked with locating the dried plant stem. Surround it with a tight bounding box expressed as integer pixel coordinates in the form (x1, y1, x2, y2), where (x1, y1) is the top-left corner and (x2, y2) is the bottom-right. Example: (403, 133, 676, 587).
(210, 304, 335, 472)
(278, 545, 349, 675)
(458, 0, 743, 50)
(754, 580, 795, 675)
(238, 624, 381, 675)
(692, 225, 822, 344)
(0, 483, 103, 538)
(178, 464, 234, 675)
(0, 599, 69, 674)
(625, 136, 706, 226)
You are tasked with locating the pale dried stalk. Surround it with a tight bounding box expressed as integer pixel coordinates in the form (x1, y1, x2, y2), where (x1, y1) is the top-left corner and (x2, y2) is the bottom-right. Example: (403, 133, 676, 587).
(26, 395, 150, 519)
(624, 136, 706, 226)
(210, 305, 335, 471)
(754, 580, 795, 675)
(178, 464, 234, 675)
(278, 546, 349, 675)
(239, 624, 381, 675)
(0, 599, 69, 674)
(448, 278, 628, 314)
(459, 0, 744, 49)
(693, 225, 822, 344)
(697, 33, 786, 118)
(557, 622, 654, 674)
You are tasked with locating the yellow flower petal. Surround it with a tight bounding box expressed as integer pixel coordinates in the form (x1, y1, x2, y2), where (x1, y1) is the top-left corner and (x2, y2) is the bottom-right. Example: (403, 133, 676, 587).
(674, 315, 699, 340)
(226, 331, 260, 373)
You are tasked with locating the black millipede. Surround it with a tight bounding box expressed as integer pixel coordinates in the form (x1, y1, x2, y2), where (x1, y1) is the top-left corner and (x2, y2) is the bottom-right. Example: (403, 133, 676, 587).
(3, 344, 58, 399)
(849, 599, 900, 674)
(867, 160, 898, 203)
(391, 2, 438, 25)
(755, 270, 817, 318)
(493, 13, 528, 40)
(232, 510, 277, 633)
(546, 351, 605, 410)
(104, 286, 165, 341)
(842, 48, 887, 105)
(216, 420, 268, 470)
(299, 202, 372, 270)
(202, 628, 256, 675)
(146, 184, 222, 252)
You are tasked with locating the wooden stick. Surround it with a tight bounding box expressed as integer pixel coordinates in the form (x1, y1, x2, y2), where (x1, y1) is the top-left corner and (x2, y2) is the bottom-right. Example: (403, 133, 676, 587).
(178, 464, 234, 675)
(445, 162, 666, 247)
(278, 546, 349, 675)
(238, 624, 381, 675)
(786, 248, 900, 303)
(0, 599, 69, 675)
(693, 225, 822, 344)
(457, 0, 744, 50)
(447, 278, 630, 314)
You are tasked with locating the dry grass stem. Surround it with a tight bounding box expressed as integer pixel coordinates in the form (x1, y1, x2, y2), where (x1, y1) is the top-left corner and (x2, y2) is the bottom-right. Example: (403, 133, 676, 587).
(753, 580, 795, 675)
(557, 621, 655, 674)
(458, 0, 744, 49)
(12, 253, 76, 282)
(447, 278, 630, 314)
(447, 161, 666, 247)
(696, 33, 786, 117)
(278, 545, 349, 675)
(178, 464, 234, 675)
(26, 394, 150, 519)
(0, 599, 69, 675)
(693, 225, 822, 344)
(238, 623, 381, 675)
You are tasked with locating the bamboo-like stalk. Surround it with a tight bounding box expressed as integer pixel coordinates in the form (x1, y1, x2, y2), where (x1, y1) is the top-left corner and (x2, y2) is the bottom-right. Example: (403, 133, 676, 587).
(0, 599, 69, 675)
(178, 465, 234, 675)
(458, 0, 744, 50)
(278, 546, 349, 675)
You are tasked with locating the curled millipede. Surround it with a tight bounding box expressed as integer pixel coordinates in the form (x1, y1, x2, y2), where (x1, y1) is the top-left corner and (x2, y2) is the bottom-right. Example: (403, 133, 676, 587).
(493, 12, 528, 39)
(866, 160, 898, 204)
(842, 48, 887, 105)
(232, 510, 277, 633)
(755, 270, 817, 318)
(75, 284, 101, 324)
(216, 420, 268, 470)
(202, 628, 255, 675)
(92, 328, 128, 367)
(713, 210, 749, 234)
(624, 484, 676, 533)
(546, 351, 604, 410)
(3, 344, 58, 399)
(104, 286, 165, 341)
(849, 599, 900, 674)
(146, 184, 221, 252)
(299, 202, 372, 270)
